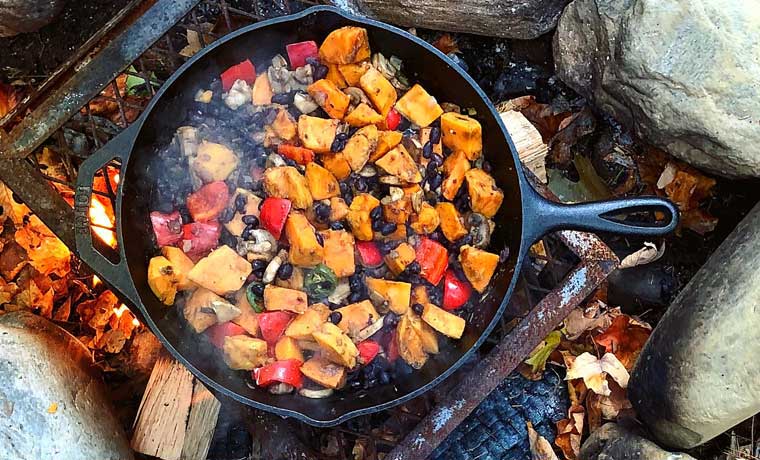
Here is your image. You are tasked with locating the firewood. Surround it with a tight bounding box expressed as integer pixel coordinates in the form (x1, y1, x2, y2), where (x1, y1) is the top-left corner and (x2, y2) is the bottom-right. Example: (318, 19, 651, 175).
(499, 110, 548, 183)
(131, 353, 221, 460)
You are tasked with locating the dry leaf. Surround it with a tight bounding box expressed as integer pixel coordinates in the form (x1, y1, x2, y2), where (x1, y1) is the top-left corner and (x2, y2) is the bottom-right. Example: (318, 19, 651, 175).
(431, 33, 460, 54)
(0, 279, 18, 304)
(180, 29, 203, 58)
(53, 296, 72, 321)
(0, 242, 28, 280)
(586, 392, 603, 433)
(555, 404, 585, 460)
(524, 330, 562, 375)
(520, 99, 573, 143)
(96, 329, 127, 354)
(565, 352, 630, 396)
(593, 315, 651, 370)
(618, 242, 665, 269)
(656, 162, 678, 189)
(597, 380, 632, 421)
(0, 83, 20, 119)
(563, 302, 620, 340)
(527, 421, 560, 460)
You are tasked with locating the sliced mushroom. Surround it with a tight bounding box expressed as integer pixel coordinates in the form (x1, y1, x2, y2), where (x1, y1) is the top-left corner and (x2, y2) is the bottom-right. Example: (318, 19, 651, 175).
(268, 382, 295, 394)
(344, 87, 372, 107)
(327, 278, 350, 305)
(266, 153, 286, 168)
(223, 79, 252, 110)
(299, 387, 334, 399)
(293, 92, 319, 114)
(467, 213, 492, 248)
(237, 229, 278, 261)
(262, 250, 288, 284)
(200, 299, 241, 323)
(176, 126, 199, 157)
(354, 315, 385, 343)
(293, 64, 314, 85)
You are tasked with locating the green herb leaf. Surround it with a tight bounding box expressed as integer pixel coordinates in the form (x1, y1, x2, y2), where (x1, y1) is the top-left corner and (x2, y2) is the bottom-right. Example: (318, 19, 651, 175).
(304, 264, 338, 299)
(245, 282, 265, 313)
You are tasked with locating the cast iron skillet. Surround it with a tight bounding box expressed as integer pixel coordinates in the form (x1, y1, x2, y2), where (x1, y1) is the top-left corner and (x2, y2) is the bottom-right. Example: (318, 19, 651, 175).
(73, 6, 677, 427)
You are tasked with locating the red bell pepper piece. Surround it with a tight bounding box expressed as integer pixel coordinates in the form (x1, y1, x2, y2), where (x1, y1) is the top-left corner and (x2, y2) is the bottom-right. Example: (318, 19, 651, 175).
(386, 330, 399, 363)
(357, 340, 380, 365)
(415, 237, 449, 285)
(442, 269, 472, 310)
(181, 221, 221, 260)
(258, 311, 292, 344)
(254, 359, 304, 388)
(385, 108, 401, 130)
(186, 181, 230, 222)
(259, 197, 291, 239)
(356, 241, 383, 267)
(205, 322, 248, 349)
(221, 59, 256, 92)
(150, 210, 183, 247)
(286, 41, 319, 69)
(277, 144, 315, 165)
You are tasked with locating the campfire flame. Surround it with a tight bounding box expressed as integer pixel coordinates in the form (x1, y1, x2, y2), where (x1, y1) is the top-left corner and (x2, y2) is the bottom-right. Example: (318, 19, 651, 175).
(92, 275, 101, 287)
(113, 303, 129, 318)
(89, 198, 117, 247)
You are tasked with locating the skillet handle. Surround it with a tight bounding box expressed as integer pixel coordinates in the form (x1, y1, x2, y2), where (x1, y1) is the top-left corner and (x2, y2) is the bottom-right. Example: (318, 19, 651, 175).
(74, 123, 141, 308)
(523, 184, 679, 244)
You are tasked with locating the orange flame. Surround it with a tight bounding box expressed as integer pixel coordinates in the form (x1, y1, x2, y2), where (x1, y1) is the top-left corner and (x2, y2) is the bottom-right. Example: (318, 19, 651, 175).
(114, 173, 120, 185)
(89, 198, 116, 247)
(132, 317, 141, 327)
(113, 304, 129, 318)
(92, 275, 101, 287)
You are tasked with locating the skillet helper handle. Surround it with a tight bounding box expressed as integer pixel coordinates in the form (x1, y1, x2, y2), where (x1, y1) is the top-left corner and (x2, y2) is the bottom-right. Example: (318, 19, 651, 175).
(74, 123, 141, 307)
(524, 186, 679, 243)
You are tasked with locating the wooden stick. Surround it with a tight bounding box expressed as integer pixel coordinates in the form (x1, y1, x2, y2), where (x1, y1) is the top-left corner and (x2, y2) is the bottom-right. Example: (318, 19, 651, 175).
(499, 110, 548, 183)
(131, 354, 221, 460)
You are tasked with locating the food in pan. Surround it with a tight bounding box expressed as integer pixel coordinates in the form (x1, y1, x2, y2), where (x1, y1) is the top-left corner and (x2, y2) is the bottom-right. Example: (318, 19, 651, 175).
(147, 26, 504, 397)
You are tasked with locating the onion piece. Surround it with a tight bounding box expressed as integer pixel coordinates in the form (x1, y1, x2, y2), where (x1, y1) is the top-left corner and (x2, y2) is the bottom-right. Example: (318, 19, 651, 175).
(299, 387, 334, 399)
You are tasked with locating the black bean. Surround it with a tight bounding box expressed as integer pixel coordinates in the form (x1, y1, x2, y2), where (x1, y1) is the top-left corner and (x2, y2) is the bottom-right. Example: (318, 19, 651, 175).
(339, 181, 350, 195)
(412, 303, 424, 315)
(427, 195, 438, 206)
(349, 274, 363, 291)
(499, 247, 510, 262)
(264, 108, 278, 124)
(364, 378, 378, 389)
(430, 126, 441, 144)
(380, 222, 398, 236)
(482, 160, 492, 173)
(406, 261, 421, 274)
(370, 206, 383, 221)
(277, 263, 293, 280)
(284, 158, 297, 167)
(251, 259, 267, 272)
(348, 291, 363, 303)
(235, 194, 248, 213)
(271, 92, 293, 105)
(398, 117, 411, 131)
(313, 64, 328, 80)
(305, 56, 321, 66)
(314, 232, 324, 247)
(371, 218, 384, 232)
(330, 133, 348, 152)
(426, 162, 438, 177)
(384, 313, 399, 328)
(220, 231, 238, 249)
(348, 126, 359, 137)
(241, 227, 252, 241)
(330, 221, 344, 230)
(242, 215, 259, 227)
(430, 154, 444, 168)
(379, 371, 391, 385)
(218, 207, 234, 224)
(314, 202, 331, 222)
(329, 311, 342, 325)
(251, 283, 265, 297)
(350, 380, 362, 389)
(422, 141, 433, 159)
(428, 173, 443, 190)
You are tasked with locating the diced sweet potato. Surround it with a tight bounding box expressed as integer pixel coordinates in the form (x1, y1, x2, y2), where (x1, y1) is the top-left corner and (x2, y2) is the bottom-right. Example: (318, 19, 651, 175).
(313, 322, 359, 368)
(223, 335, 268, 370)
(441, 150, 471, 200)
(410, 202, 440, 234)
(343, 125, 378, 172)
(318, 26, 371, 65)
(375, 144, 422, 184)
(252, 73, 273, 105)
(344, 103, 383, 127)
(383, 196, 411, 224)
(436, 202, 468, 241)
(412, 285, 430, 305)
(370, 130, 403, 162)
(264, 285, 308, 313)
(459, 245, 499, 293)
(441, 112, 482, 160)
(193, 141, 239, 183)
(394, 84, 443, 128)
(305, 163, 340, 200)
(233, 290, 260, 335)
(148, 256, 180, 305)
(408, 312, 439, 354)
(397, 314, 428, 369)
(284, 212, 324, 267)
(271, 108, 298, 142)
(160, 247, 196, 291)
(465, 168, 504, 218)
(298, 115, 338, 153)
(326, 64, 347, 88)
(422, 303, 465, 339)
(224, 188, 262, 237)
(307, 79, 351, 119)
(285, 307, 328, 340)
(183, 288, 223, 333)
(347, 193, 380, 241)
(338, 62, 371, 86)
(329, 197, 349, 221)
(301, 356, 347, 389)
(263, 166, 313, 209)
(336, 300, 379, 340)
(275, 336, 304, 362)
(321, 153, 352, 180)
(188, 246, 252, 295)
(366, 277, 410, 315)
(384, 242, 416, 275)
(320, 230, 356, 277)
(359, 67, 397, 116)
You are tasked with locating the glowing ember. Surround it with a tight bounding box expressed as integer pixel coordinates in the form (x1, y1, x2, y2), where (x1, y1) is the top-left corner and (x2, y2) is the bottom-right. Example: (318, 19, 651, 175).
(92, 275, 101, 287)
(132, 317, 140, 327)
(114, 173, 120, 185)
(89, 198, 116, 247)
(113, 304, 129, 318)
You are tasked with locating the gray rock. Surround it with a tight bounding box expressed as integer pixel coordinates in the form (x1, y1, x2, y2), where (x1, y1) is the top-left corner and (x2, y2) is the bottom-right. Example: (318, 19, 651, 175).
(580, 423, 696, 460)
(630, 201, 760, 449)
(0, 311, 133, 460)
(553, 0, 760, 178)
(0, 0, 65, 37)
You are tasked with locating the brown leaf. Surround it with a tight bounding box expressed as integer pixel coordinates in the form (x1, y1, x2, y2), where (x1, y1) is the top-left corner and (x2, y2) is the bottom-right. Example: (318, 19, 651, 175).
(89, 290, 119, 330)
(520, 99, 573, 144)
(109, 306, 137, 338)
(527, 421, 560, 460)
(96, 329, 127, 354)
(547, 108, 597, 168)
(15, 223, 71, 277)
(431, 33, 460, 55)
(586, 392, 603, 433)
(53, 296, 72, 321)
(555, 404, 585, 460)
(597, 379, 632, 421)
(0, 242, 28, 280)
(563, 302, 619, 340)
(565, 352, 629, 396)
(0, 278, 19, 304)
(0, 83, 20, 119)
(680, 208, 719, 235)
(593, 315, 651, 370)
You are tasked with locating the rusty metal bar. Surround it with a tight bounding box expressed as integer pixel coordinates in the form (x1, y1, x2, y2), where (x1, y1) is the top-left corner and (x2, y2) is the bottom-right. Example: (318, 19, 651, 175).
(0, 0, 202, 161)
(386, 175, 619, 460)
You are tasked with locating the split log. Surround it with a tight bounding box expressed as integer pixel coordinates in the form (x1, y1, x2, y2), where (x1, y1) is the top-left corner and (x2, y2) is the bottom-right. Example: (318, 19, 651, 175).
(131, 354, 221, 460)
(335, 0, 571, 39)
(0, 0, 65, 37)
(499, 109, 548, 183)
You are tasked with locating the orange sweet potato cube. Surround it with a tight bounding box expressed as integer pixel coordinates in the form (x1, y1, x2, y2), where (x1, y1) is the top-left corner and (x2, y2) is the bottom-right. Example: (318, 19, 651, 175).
(319, 26, 371, 65)
(394, 84, 444, 128)
(441, 112, 482, 160)
(307, 79, 351, 119)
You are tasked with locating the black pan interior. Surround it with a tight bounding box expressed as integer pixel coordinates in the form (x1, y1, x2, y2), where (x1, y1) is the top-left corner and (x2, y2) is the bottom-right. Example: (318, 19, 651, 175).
(121, 7, 524, 425)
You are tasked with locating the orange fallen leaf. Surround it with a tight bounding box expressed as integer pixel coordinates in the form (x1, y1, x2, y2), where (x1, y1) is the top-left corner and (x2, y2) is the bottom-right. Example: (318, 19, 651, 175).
(431, 33, 460, 55)
(527, 421, 560, 460)
(593, 315, 651, 370)
(0, 83, 20, 119)
(555, 404, 585, 460)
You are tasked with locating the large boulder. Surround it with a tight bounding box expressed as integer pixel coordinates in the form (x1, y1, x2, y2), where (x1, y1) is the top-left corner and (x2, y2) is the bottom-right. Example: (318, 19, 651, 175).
(0, 0, 65, 37)
(553, 0, 760, 178)
(630, 201, 760, 448)
(580, 423, 696, 460)
(0, 311, 133, 460)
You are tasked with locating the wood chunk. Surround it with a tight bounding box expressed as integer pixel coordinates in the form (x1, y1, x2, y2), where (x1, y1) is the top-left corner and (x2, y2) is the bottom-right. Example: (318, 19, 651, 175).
(499, 110, 548, 183)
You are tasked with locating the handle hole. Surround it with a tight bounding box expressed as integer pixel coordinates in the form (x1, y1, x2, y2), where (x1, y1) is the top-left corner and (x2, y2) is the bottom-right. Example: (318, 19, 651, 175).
(89, 160, 123, 264)
(600, 205, 676, 228)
